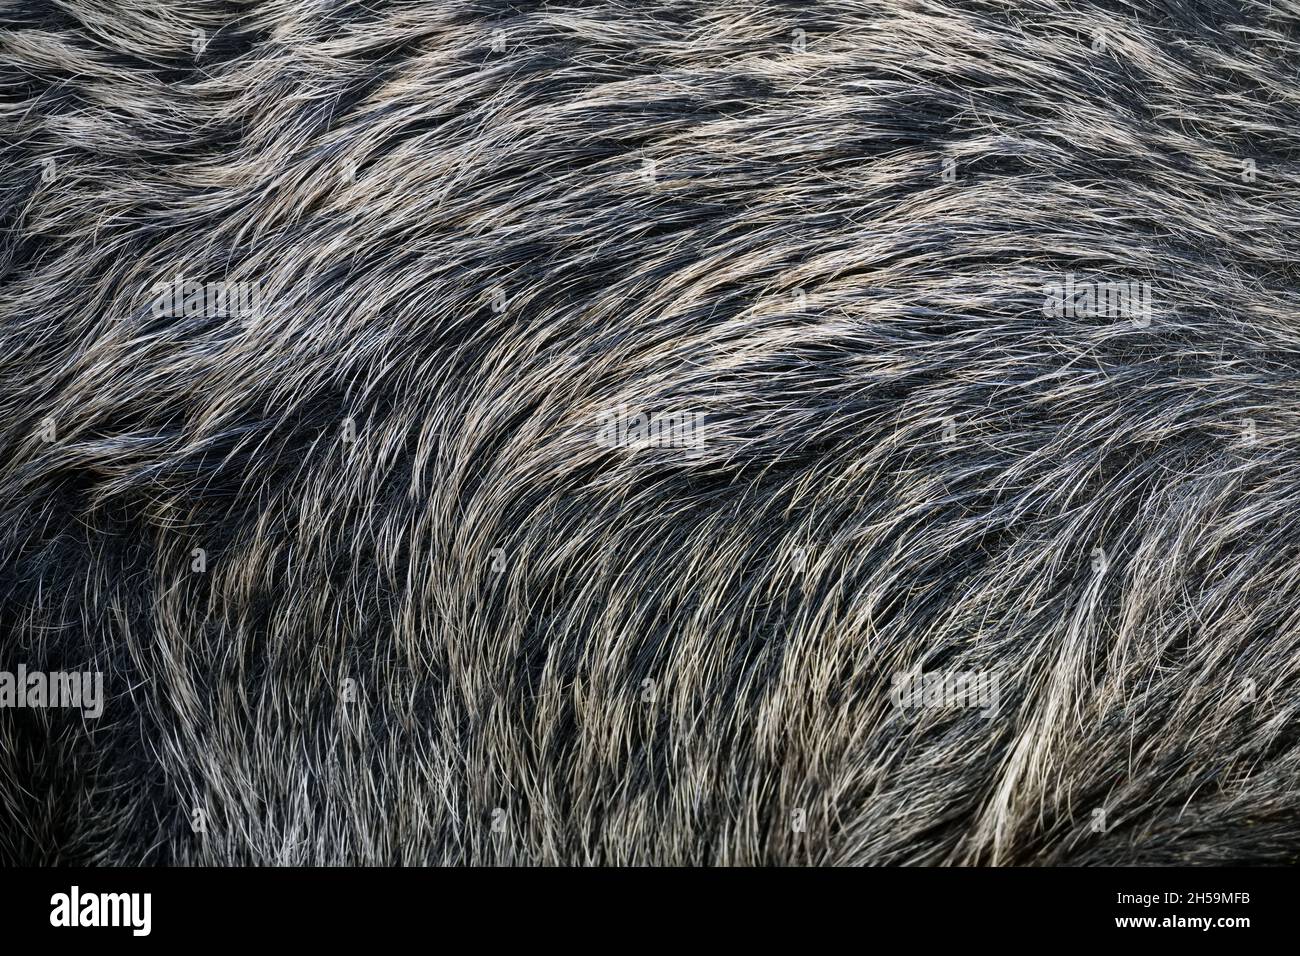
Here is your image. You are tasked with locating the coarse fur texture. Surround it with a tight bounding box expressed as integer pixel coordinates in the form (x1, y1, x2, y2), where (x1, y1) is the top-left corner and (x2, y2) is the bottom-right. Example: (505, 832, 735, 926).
(2, 0, 1300, 866)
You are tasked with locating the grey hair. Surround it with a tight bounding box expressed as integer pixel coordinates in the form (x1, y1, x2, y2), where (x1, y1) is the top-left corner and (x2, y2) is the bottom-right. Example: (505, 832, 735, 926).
(2, 0, 1299, 865)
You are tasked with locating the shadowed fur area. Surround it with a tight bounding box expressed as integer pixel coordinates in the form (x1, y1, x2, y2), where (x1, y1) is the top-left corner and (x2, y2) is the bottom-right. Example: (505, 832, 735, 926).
(2, 0, 1300, 865)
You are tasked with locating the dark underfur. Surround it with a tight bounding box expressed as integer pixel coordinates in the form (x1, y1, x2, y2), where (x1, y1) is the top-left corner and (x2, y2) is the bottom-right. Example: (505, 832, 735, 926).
(2, 0, 1300, 864)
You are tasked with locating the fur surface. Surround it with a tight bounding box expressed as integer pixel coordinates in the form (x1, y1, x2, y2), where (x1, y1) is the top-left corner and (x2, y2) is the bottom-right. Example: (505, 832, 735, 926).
(2, 0, 1300, 865)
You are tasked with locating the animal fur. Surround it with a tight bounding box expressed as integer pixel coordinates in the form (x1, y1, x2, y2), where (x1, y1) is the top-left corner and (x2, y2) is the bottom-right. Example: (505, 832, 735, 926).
(2, 0, 1299, 865)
